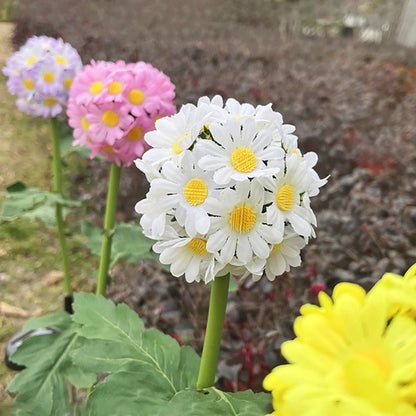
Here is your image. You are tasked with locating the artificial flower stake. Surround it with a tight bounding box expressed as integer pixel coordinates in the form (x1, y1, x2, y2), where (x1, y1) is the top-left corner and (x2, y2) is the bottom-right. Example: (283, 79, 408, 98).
(50, 117, 72, 304)
(3, 35, 82, 311)
(96, 162, 121, 295)
(197, 274, 230, 389)
(67, 60, 176, 296)
(136, 95, 327, 389)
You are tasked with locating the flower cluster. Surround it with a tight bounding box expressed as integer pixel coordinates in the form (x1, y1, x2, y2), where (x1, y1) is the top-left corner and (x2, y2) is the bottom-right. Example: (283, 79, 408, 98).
(263, 263, 416, 416)
(67, 60, 176, 166)
(135, 96, 327, 283)
(3, 36, 82, 117)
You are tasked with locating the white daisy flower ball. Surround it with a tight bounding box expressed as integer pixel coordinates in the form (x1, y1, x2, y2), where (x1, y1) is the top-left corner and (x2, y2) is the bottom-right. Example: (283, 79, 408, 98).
(135, 96, 327, 283)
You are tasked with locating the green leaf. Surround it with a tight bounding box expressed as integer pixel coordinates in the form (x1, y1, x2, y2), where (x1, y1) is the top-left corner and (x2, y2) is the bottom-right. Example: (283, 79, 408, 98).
(8, 312, 95, 416)
(81, 221, 162, 269)
(70, 294, 271, 416)
(7, 181, 26, 193)
(155, 388, 272, 416)
(229, 275, 238, 292)
(23, 311, 72, 331)
(70, 293, 201, 415)
(1, 184, 80, 226)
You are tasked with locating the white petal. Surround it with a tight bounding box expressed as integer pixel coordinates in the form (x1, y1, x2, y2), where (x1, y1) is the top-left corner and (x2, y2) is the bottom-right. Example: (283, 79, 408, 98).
(248, 233, 271, 259)
(207, 229, 228, 252)
(236, 235, 252, 263)
(220, 235, 236, 264)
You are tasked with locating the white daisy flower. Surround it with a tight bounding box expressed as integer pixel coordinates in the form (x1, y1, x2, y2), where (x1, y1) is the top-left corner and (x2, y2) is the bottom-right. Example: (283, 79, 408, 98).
(225, 97, 255, 118)
(134, 153, 163, 182)
(206, 181, 282, 265)
(135, 196, 171, 239)
(197, 116, 284, 186)
(262, 231, 306, 281)
(255, 103, 283, 129)
(302, 151, 329, 197)
(197, 95, 225, 115)
(146, 151, 217, 237)
(143, 102, 218, 168)
(264, 153, 317, 239)
(153, 229, 223, 283)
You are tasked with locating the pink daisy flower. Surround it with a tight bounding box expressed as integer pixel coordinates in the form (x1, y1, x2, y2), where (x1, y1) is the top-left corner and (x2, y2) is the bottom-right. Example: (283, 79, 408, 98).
(67, 99, 90, 146)
(116, 117, 154, 165)
(70, 60, 112, 105)
(85, 101, 133, 145)
(90, 142, 124, 166)
(98, 66, 133, 103)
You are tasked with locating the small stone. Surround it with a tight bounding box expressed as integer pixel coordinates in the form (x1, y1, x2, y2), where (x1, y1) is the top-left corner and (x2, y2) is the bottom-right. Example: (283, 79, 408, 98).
(41, 270, 64, 286)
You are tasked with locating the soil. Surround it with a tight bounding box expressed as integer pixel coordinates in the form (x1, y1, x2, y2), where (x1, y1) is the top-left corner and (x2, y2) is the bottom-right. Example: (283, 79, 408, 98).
(1, 0, 416, 401)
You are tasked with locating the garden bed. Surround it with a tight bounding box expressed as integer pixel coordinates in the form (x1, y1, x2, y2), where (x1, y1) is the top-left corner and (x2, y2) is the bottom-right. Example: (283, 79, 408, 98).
(2, 0, 416, 398)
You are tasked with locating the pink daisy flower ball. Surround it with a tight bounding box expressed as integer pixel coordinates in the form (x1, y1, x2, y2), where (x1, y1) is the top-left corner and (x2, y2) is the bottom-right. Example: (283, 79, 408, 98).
(67, 60, 176, 166)
(3, 36, 82, 118)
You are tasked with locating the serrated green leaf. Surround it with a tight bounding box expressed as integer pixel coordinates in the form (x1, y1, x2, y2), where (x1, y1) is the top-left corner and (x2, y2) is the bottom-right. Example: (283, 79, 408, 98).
(81, 221, 162, 269)
(23, 311, 72, 331)
(156, 388, 272, 416)
(70, 293, 201, 415)
(7, 313, 95, 416)
(1, 185, 80, 226)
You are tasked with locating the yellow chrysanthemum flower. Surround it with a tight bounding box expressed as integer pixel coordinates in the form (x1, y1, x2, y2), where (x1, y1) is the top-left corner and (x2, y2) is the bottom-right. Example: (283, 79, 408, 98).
(264, 265, 416, 416)
(371, 263, 416, 318)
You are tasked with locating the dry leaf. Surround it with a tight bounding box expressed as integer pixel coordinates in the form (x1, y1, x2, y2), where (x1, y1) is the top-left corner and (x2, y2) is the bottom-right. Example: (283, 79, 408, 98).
(0, 302, 29, 318)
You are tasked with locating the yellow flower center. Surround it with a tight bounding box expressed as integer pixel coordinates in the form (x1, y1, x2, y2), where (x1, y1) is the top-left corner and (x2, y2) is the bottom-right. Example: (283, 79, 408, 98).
(24, 79, 34, 90)
(129, 89, 144, 105)
(183, 178, 208, 205)
(276, 184, 295, 211)
(102, 145, 114, 154)
(229, 205, 256, 233)
(55, 56, 67, 65)
(108, 81, 123, 95)
(172, 132, 190, 154)
(231, 147, 257, 173)
(343, 348, 394, 411)
(27, 56, 37, 66)
(64, 78, 73, 89)
(90, 81, 103, 95)
(271, 243, 283, 253)
(357, 348, 391, 379)
(127, 127, 143, 141)
(187, 238, 209, 256)
(43, 72, 55, 83)
(44, 98, 57, 106)
(81, 117, 90, 132)
(102, 111, 119, 127)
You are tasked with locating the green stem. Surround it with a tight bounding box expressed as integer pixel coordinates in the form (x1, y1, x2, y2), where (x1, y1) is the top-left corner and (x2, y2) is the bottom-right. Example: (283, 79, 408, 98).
(96, 162, 122, 296)
(2, 4, 11, 21)
(197, 274, 230, 390)
(50, 117, 72, 297)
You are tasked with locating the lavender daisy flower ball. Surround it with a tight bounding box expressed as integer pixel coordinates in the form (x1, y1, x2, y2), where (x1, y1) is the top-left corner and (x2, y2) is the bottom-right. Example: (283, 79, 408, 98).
(3, 35, 82, 118)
